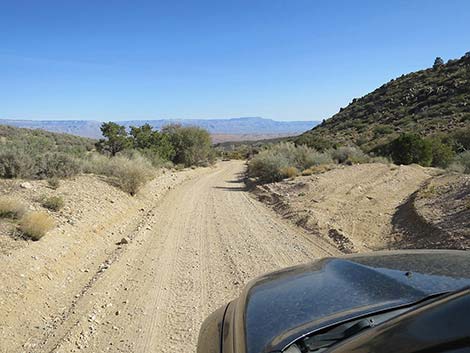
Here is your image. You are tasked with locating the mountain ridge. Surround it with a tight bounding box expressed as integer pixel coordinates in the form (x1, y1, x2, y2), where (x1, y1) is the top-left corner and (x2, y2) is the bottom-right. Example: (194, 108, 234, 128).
(0, 117, 319, 141)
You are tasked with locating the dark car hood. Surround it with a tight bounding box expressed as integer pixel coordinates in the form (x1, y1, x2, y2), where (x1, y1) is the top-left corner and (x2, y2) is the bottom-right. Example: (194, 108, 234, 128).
(235, 250, 470, 353)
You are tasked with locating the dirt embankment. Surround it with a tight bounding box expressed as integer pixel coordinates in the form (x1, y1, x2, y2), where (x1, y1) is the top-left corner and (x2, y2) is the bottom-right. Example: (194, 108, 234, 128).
(394, 173, 470, 250)
(251, 163, 448, 253)
(0, 167, 209, 352)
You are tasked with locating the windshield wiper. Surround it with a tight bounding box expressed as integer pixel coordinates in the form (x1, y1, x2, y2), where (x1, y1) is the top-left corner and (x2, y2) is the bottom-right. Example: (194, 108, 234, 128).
(289, 291, 454, 353)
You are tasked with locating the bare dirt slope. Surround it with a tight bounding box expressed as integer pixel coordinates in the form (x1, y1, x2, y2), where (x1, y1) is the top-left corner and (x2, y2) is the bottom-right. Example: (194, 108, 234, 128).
(394, 173, 470, 250)
(253, 163, 439, 253)
(1, 161, 338, 353)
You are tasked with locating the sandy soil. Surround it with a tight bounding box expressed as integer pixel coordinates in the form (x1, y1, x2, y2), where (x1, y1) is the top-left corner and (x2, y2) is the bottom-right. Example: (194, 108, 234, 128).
(0, 161, 337, 353)
(253, 163, 439, 253)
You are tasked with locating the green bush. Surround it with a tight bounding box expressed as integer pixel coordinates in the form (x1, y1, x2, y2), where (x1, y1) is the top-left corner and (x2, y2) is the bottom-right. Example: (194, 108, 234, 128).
(82, 153, 155, 195)
(390, 134, 433, 166)
(41, 195, 65, 211)
(331, 146, 369, 164)
(373, 125, 394, 137)
(162, 124, 213, 167)
(248, 142, 333, 183)
(448, 151, 470, 174)
(37, 152, 82, 178)
(248, 151, 289, 183)
(0, 149, 35, 178)
(295, 133, 334, 152)
(450, 128, 470, 152)
(429, 138, 455, 168)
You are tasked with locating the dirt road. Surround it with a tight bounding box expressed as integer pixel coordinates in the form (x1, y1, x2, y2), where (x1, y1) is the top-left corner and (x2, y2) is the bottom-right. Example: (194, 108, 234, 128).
(22, 161, 338, 353)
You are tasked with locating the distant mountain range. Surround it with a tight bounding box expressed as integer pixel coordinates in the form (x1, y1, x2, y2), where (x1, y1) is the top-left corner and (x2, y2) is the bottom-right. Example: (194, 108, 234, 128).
(0, 117, 319, 142)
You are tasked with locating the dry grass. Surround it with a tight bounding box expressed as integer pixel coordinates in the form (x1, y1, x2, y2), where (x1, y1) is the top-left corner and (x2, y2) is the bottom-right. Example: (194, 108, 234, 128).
(47, 178, 60, 189)
(82, 154, 154, 195)
(0, 196, 27, 219)
(20, 211, 55, 240)
(280, 166, 299, 179)
(301, 165, 333, 176)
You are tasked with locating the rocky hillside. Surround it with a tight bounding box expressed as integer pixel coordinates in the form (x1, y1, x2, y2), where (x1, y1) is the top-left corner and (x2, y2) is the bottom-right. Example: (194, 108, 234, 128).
(297, 53, 470, 151)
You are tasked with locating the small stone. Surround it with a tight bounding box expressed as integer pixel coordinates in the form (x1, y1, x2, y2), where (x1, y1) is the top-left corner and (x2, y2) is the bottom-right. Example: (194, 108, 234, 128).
(20, 182, 33, 189)
(115, 310, 120, 316)
(117, 237, 129, 245)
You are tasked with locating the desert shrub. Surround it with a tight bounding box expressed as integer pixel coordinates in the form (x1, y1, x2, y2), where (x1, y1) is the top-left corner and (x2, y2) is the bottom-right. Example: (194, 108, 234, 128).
(373, 125, 394, 137)
(369, 156, 391, 164)
(0, 149, 35, 178)
(450, 128, 470, 152)
(20, 211, 55, 240)
(81, 153, 111, 174)
(331, 146, 370, 164)
(105, 156, 154, 195)
(295, 134, 334, 151)
(291, 144, 333, 169)
(248, 151, 289, 183)
(47, 177, 60, 189)
(0, 197, 27, 219)
(301, 165, 332, 175)
(428, 138, 455, 168)
(448, 151, 470, 174)
(390, 134, 433, 166)
(36, 152, 82, 178)
(41, 195, 64, 211)
(162, 124, 213, 167)
(280, 166, 299, 179)
(248, 142, 333, 183)
(82, 153, 154, 195)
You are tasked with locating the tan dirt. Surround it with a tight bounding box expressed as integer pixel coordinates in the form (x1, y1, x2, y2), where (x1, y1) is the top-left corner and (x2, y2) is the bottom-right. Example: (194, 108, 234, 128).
(395, 172, 470, 250)
(1, 161, 338, 353)
(253, 163, 439, 253)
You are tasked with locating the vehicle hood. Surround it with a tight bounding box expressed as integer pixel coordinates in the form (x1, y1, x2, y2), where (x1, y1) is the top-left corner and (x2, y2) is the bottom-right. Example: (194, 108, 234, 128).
(235, 250, 470, 353)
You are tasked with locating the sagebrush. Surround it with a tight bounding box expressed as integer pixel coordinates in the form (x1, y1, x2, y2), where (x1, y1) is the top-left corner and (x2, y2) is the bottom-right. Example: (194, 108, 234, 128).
(0, 197, 27, 219)
(20, 211, 55, 240)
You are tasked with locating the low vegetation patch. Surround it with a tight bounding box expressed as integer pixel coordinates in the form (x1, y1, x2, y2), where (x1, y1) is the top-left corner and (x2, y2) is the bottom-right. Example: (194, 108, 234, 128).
(47, 177, 60, 189)
(331, 146, 369, 164)
(0, 197, 27, 219)
(83, 154, 154, 195)
(41, 195, 65, 211)
(448, 151, 470, 174)
(0, 122, 214, 195)
(248, 142, 375, 184)
(20, 211, 55, 240)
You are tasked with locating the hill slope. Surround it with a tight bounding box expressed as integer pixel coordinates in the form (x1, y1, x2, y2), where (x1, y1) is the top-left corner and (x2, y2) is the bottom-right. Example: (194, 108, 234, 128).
(0, 124, 96, 152)
(297, 53, 470, 151)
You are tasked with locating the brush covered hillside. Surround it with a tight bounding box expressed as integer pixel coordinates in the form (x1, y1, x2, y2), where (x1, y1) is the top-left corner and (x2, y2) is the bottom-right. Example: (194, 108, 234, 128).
(0, 124, 95, 153)
(297, 53, 470, 151)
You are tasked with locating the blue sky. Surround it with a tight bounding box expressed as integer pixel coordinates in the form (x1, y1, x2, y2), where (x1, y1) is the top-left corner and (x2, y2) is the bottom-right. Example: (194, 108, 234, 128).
(1, 0, 469, 121)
